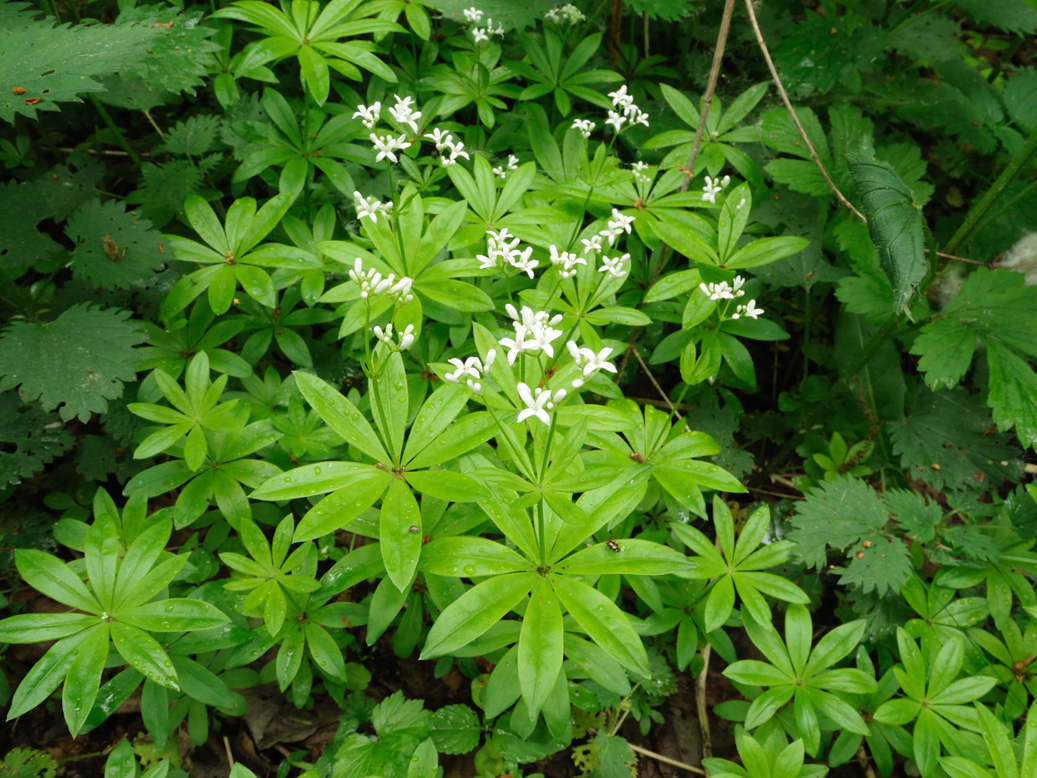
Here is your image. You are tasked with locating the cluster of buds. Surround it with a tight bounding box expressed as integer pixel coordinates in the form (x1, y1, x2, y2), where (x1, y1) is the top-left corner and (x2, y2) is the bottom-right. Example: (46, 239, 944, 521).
(371, 133, 411, 164)
(516, 383, 567, 425)
(428, 128, 470, 167)
(444, 350, 496, 393)
(700, 275, 747, 301)
(731, 300, 764, 320)
(353, 191, 393, 224)
(571, 118, 596, 139)
(545, 3, 586, 24)
(599, 208, 635, 247)
(605, 85, 650, 133)
(477, 228, 537, 278)
(548, 245, 587, 280)
(349, 259, 414, 305)
(499, 304, 564, 364)
(632, 161, 651, 184)
(492, 154, 520, 178)
(352, 102, 380, 130)
(387, 95, 422, 134)
(702, 174, 731, 205)
(373, 322, 416, 351)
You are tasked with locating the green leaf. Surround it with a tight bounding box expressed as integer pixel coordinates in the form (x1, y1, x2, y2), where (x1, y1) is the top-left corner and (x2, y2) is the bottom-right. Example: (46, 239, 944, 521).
(0, 304, 145, 422)
(15, 549, 99, 614)
(369, 352, 408, 463)
(421, 572, 535, 658)
(8, 629, 93, 719)
(430, 705, 481, 755)
(110, 622, 179, 691)
(61, 623, 109, 736)
(66, 199, 166, 290)
(294, 371, 390, 463)
(380, 479, 423, 591)
(847, 150, 928, 313)
(420, 537, 531, 577)
(551, 574, 649, 677)
(293, 469, 393, 540)
(788, 475, 891, 569)
(518, 578, 563, 717)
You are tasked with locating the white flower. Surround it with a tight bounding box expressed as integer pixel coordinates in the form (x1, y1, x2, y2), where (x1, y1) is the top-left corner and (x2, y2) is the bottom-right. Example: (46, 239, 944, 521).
(699, 281, 734, 301)
(578, 346, 617, 377)
(571, 118, 595, 138)
(472, 27, 488, 42)
(516, 382, 551, 425)
(546, 3, 584, 23)
(445, 141, 470, 166)
(625, 105, 650, 128)
(632, 161, 651, 183)
(548, 245, 586, 279)
(429, 127, 451, 149)
(387, 276, 414, 305)
(388, 95, 422, 134)
(581, 234, 603, 254)
(702, 174, 731, 205)
(463, 7, 483, 22)
(605, 109, 625, 133)
(371, 133, 411, 163)
(600, 208, 635, 246)
(399, 325, 416, 350)
(373, 323, 394, 344)
(732, 300, 764, 320)
(352, 102, 381, 130)
(732, 275, 747, 297)
(608, 85, 634, 111)
(500, 305, 563, 363)
(353, 191, 392, 223)
(598, 253, 629, 278)
(509, 246, 538, 278)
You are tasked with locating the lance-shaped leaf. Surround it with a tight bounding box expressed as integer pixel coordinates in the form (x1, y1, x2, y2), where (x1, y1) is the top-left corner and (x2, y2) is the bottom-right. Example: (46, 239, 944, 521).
(847, 150, 929, 314)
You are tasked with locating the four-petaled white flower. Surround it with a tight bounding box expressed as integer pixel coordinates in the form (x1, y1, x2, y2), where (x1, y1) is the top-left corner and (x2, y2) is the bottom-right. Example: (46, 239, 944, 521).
(577, 346, 617, 377)
(581, 234, 603, 254)
(463, 7, 483, 22)
(472, 27, 489, 42)
(353, 102, 381, 130)
(572, 118, 595, 138)
(598, 253, 629, 278)
(371, 133, 411, 163)
(388, 95, 422, 134)
(702, 174, 731, 205)
(732, 300, 764, 320)
(353, 191, 393, 223)
(516, 383, 565, 425)
(608, 85, 634, 111)
(600, 208, 635, 246)
(605, 109, 625, 133)
(699, 280, 734, 301)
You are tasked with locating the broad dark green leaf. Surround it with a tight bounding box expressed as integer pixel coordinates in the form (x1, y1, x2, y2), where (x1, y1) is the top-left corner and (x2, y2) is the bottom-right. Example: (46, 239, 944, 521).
(847, 151, 928, 313)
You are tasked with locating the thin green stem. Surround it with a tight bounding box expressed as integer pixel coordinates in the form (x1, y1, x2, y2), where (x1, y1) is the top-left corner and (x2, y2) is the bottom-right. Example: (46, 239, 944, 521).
(944, 129, 1037, 256)
(88, 96, 144, 169)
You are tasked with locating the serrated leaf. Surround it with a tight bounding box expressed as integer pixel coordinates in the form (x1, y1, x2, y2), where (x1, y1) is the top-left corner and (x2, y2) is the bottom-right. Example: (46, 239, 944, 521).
(163, 114, 222, 156)
(847, 150, 928, 314)
(430, 705, 480, 754)
(771, 17, 884, 98)
(0, 392, 74, 486)
(0, 304, 145, 422)
(66, 199, 166, 289)
(0, 6, 152, 122)
(788, 475, 890, 569)
(835, 535, 912, 596)
(888, 387, 1022, 494)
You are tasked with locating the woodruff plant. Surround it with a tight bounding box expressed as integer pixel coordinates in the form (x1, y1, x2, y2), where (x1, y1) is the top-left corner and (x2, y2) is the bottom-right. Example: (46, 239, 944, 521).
(3, 1, 1037, 776)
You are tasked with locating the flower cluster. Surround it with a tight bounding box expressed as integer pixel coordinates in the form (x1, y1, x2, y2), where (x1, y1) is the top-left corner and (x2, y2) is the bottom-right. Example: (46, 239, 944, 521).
(387, 95, 422, 134)
(632, 161, 651, 184)
(352, 102, 380, 130)
(477, 228, 537, 278)
(699, 275, 747, 301)
(373, 322, 416, 351)
(353, 192, 393, 224)
(548, 245, 587, 280)
(702, 174, 730, 205)
(428, 128, 470, 167)
(599, 208, 635, 247)
(605, 85, 649, 133)
(463, 7, 482, 21)
(371, 133, 411, 164)
(571, 118, 596, 139)
(545, 4, 586, 24)
(516, 383, 566, 425)
(492, 154, 519, 178)
(444, 350, 495, 393)
(463, 8, 504, 42)
(598, 253, 629, 279)
(698, 275, 764, 319)
(566, 341, 617, 383)
(499, 304, 563, 364)
(348, 259, 414, 305)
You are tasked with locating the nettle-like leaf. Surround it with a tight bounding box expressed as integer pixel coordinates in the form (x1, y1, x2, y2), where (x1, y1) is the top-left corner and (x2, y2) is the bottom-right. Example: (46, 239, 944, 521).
(911, 269, 1037, 448)
(0, 4, 157, 122)
(787, 475, 913, 595)
(65, 199, 166, 290)
(0, 304, 146, 422)
(162, 115, 223, 157)
(888, 387, 1023, 495)
(0, 391, 74, 486)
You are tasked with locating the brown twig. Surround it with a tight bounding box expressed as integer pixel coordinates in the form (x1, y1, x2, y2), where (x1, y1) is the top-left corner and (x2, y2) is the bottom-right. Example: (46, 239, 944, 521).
(695, 644, 713, 760)
(632, 347, 680, 419)
(223, 735, 235, 767)
(627, 743, 707, 775)
(741, 0, 866, 223)
(856, 743, 878, 778)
